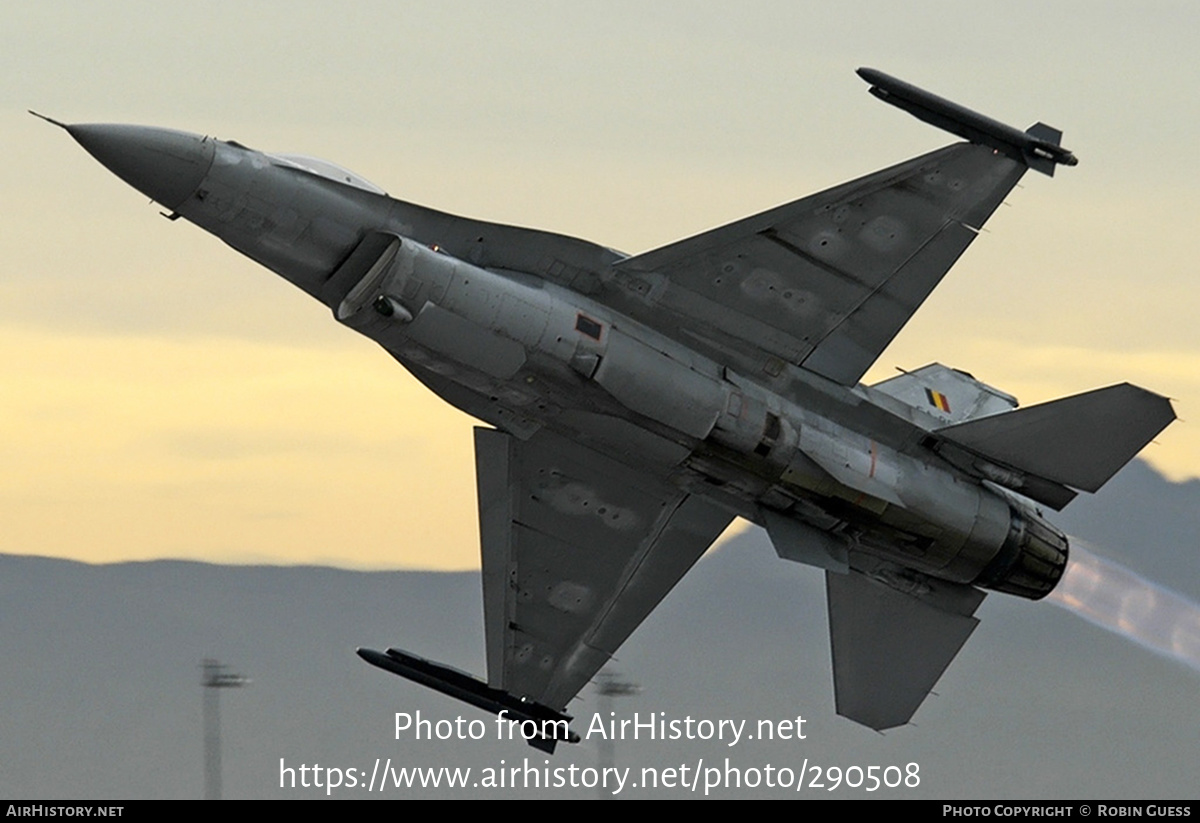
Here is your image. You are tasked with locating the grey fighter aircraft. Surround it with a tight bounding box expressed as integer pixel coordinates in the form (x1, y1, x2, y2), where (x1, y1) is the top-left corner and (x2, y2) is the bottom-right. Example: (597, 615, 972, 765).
(43, 68, 1173, 749)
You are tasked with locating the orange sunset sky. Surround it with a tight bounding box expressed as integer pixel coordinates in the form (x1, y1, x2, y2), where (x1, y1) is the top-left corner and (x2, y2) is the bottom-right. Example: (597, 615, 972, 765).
(4, 2, 1198, 569)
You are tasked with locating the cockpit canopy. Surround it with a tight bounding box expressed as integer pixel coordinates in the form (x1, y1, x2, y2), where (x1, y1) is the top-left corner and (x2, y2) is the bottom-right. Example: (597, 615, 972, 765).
(268, 152, 387, 196)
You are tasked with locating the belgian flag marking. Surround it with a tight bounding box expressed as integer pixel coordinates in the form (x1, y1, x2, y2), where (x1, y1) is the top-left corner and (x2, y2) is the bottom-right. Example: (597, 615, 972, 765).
(925, 388, 951, 413)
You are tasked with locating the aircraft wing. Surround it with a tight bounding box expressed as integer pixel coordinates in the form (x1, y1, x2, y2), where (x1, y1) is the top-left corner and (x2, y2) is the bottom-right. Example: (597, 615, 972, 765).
(474, 426, 734, 710)
(616, 143, 1026, 386)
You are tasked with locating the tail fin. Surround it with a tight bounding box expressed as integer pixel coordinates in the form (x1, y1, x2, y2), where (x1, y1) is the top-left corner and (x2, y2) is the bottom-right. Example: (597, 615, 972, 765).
(871, 363, 1017, 425)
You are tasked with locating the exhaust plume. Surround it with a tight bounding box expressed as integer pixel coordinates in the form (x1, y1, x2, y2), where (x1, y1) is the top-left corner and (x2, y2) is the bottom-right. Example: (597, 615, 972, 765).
(1048, 540, 1200, 674)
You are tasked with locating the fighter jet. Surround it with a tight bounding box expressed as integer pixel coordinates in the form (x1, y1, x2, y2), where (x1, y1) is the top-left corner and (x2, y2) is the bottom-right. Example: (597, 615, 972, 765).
(43, 68, 1173, 749)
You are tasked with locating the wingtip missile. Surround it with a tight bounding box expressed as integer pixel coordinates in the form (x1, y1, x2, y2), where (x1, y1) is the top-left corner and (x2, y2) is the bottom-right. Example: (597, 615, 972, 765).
(357, 646, 580, 753)
(857, 67, 1077, 175)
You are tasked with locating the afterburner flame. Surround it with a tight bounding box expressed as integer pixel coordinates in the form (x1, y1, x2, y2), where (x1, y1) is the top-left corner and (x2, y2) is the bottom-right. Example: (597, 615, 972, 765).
(1048, 540, 1200, 673)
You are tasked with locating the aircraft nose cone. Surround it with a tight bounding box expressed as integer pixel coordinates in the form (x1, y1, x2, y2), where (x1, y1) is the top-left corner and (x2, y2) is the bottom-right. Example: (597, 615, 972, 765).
(67, 123, 215, 210)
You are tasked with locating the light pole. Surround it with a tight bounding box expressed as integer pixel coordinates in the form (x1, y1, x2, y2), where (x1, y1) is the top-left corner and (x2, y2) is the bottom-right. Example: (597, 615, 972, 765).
(202, 659, 248, 800)
(594, 671, 639, 799)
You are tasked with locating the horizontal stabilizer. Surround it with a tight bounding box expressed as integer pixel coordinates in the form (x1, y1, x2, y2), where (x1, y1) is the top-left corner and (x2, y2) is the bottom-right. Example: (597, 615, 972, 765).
(936, 383, 1175, 493)
(827, 567, 985, 730)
